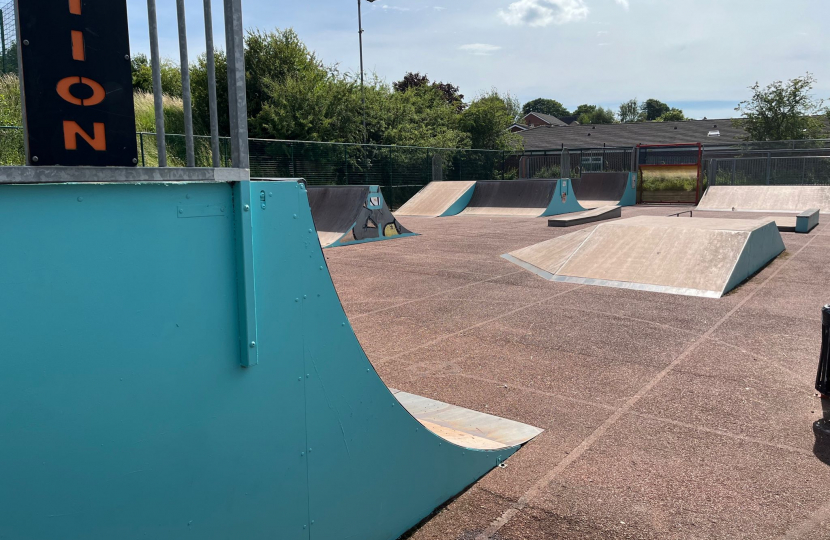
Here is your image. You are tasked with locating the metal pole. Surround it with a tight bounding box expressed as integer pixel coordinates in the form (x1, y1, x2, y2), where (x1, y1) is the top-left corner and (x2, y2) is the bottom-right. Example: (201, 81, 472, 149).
(223, 0, 249, 168)
(815, 305, 830, 397)
(147, 0, 167, 166)
(1, 10, 6, 74)
(357, 0, 367, 143)
(176, 0, 195, 167)
(203, 0, 221, 167)
(139, 132, 145, 166)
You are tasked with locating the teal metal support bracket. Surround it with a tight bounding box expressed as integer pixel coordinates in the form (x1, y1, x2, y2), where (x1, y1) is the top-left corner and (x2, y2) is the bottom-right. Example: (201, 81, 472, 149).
(233, 180, 259, 367)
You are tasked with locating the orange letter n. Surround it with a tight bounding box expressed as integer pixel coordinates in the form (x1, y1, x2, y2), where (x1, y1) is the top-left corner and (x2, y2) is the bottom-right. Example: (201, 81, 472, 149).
(63, 121, 106, 151)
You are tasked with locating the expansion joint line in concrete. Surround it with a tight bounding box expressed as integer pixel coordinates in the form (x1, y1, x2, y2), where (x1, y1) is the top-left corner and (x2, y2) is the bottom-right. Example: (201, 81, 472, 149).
(476, 234, 820, 540)
(453, 373, 811, 458)
(350, 270, 524, 321)
(375, 285, 586, 367)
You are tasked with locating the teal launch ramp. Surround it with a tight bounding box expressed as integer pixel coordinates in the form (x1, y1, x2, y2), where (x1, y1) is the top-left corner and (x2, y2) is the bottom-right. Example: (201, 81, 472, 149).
(0, 172, 541, 540)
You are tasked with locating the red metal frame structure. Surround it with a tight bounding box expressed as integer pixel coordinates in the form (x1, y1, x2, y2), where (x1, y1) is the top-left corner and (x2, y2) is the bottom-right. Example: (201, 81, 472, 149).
(636, 143, 703, 204)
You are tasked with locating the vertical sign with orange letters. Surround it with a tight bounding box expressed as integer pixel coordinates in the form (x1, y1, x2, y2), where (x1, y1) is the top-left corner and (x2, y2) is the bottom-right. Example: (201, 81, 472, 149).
(18, 0, 137, 166)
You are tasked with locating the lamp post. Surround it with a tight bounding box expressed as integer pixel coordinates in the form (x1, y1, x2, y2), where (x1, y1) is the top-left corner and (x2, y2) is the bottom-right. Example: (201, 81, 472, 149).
(357, 0, 375, 144)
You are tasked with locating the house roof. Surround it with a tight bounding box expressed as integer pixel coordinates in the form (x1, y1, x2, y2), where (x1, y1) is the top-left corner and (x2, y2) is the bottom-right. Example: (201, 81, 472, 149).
(522, 112, 569, 127)
(518, 119, 745, 150)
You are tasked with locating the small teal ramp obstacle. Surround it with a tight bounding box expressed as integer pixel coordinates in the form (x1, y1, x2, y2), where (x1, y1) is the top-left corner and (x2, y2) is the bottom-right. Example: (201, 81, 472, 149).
(307, 185, 416, 247)
(0, 173, 541, 540)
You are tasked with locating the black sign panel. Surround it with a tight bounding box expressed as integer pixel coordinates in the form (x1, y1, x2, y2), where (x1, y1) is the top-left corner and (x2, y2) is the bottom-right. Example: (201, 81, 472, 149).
(18, 0, 137, 166)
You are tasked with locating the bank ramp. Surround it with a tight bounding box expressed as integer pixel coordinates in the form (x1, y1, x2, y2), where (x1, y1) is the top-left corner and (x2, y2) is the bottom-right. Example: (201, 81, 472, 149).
(698, 185, 830, 213)
(395, 180, 476, 217)
(503, 216, 784, 298)
(0, 175, 541, 540)
(308, 184, 416, 247)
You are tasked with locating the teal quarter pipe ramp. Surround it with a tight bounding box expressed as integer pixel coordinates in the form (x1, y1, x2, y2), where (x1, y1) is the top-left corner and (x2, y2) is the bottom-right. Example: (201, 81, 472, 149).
(0, 174, 540, 540)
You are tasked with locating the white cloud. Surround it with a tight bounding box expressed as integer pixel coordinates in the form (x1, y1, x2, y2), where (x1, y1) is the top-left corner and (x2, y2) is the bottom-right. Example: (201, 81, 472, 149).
(614, 0, 629, 9)
(597, 30, 609, 35)
(459, 43, 503, 56)
(434, 6, 446, 10)
(498, 0, 589, 27)
(381, 5, 410, 11)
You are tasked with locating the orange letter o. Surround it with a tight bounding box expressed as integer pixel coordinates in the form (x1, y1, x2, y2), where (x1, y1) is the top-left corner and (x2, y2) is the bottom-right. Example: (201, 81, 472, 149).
(56, 76, 105, 106)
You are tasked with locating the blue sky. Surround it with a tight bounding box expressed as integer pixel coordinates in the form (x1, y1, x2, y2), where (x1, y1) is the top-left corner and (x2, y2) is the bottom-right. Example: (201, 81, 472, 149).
(126, 0, 830, 120)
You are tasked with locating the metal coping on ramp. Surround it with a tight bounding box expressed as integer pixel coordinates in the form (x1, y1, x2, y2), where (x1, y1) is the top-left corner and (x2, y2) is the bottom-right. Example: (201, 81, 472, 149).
(503, 216, 785, 298)
(307, 184, 417, 248)
(698, 185, 830, 214)
(0, 176, 541, 540)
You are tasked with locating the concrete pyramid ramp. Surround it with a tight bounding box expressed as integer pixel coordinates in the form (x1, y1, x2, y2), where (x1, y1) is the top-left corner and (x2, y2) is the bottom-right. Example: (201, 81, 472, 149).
(395, 180, 476, 217)
(0, 177, 540, 540)
(460, 179, 559, 217)
(503, 216, 785, 298)
(698, 185, 830, 213)
(308, 184, 416, 247)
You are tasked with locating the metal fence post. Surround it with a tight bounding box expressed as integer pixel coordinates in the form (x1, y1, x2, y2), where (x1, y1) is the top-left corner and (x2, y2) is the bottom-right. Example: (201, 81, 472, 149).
(731, 159, 736, 185)
(816, 305, 830, 396)
(388, 145, 394, 209)
(1, 10, 5, 74)
(766, 152, 771, 185)
(290, 142, 295, 177)
(139, 133, 145, 167)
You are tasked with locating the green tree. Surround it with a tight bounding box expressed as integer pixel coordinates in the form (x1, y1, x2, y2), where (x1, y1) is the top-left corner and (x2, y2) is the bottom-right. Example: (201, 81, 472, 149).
(618, 98, 642, 123)
(393, 72, 465, 112)
(577, 106, 615, 125)
(572, 104, 597, 117)
(641, 99, 670, 121)
(245, 29, 326, 125)
(383, 84, 469, 148)
(657, 108, 685, 122)
(130, 53, 182, 97)
(190, 51, 229, 135)
(0, 42, 18, 75)
(733, 73, 828, 141)
(521, 98, 569, 119)
(459, 90, 522, 150)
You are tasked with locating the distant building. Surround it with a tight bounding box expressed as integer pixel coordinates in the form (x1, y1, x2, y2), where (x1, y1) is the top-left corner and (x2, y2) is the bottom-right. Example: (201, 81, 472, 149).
(518, 119, 746, 150)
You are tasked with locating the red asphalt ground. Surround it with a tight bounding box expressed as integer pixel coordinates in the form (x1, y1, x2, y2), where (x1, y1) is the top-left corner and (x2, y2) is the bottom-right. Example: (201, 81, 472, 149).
(324, 206, 830, 540)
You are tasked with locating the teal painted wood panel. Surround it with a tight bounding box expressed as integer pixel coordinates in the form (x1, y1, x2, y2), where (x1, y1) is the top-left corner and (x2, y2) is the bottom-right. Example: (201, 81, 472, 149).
(541, 179, 587, 216)
(0, 179, 520, 540)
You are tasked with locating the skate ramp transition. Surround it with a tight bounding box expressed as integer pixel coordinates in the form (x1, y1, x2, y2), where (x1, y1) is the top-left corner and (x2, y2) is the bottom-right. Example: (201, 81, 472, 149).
(698, 185, 830, 214)
(396, 173, 636, 219)
(308, 184, 416, 247)
(460, 179, 558, 217)
(503, 216, 784, 298)
(394, 180, 476, 217)
(0, 176, 541, 540)
(571, 172, 637, 209)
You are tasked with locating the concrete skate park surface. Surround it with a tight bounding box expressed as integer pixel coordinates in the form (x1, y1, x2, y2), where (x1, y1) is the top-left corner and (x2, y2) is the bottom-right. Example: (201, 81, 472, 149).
(324, 204, 830, 540)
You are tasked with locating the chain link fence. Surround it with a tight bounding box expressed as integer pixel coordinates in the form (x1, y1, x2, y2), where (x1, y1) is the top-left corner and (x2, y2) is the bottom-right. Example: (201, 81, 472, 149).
(3, 125, 830, 205)
(0, 0, 16, 75)
(518, 147, 634, 179)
